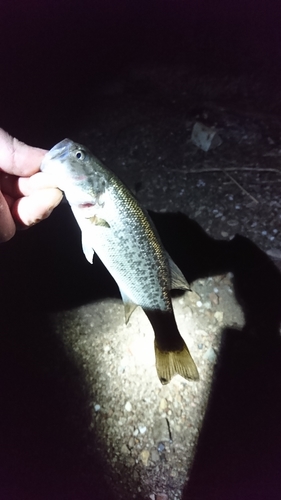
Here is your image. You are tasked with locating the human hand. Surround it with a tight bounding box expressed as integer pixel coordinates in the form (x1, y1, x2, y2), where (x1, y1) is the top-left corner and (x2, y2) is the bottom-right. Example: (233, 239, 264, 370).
(0, 128, 63, 242)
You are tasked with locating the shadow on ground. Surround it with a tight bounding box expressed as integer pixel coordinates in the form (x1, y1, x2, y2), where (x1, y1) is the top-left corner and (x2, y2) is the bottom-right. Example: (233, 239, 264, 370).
(0, 206, 280, 499)
(151, 211, 281, 500)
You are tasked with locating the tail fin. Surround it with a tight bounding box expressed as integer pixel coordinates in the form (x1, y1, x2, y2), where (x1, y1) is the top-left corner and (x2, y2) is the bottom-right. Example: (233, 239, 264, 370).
(154, 340, 199, 385)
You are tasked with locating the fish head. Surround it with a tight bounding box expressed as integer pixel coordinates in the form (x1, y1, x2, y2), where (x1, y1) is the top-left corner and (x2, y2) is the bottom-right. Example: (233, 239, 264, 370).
(41, 139, 108, 208)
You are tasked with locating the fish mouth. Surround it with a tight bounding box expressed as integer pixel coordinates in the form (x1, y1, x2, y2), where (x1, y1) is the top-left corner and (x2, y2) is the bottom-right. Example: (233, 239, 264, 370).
(45, 138, 72, 162)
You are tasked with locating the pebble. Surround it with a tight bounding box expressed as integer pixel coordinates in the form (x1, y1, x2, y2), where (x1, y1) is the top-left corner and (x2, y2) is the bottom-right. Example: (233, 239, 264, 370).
(94, 404, 101, 412)
(214, 311, 224, 323)
(227, 219, 238, 227)
(125, 401, 132, 412)
(128, 437, 135, 449)
(203, 301, 212, 309)
(157, 442, 166, 452)
(139, 425, 147, 434)
(221, 231, 229, 237)
(139, 449, 150, 466)
(150, 448, 160, 463)
(159, 398, 168, 411)
(196, 300, 203, 308)
(121, 444, 130, 455)
(153, 418, 170, 443)
(209, 292, 219, 305)
(267, 248, 281, 259)
(203, 347, 217, 362)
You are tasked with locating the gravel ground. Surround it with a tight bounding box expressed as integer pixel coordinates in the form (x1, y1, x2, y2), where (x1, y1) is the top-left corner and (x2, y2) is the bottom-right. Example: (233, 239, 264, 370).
(1, 66, 281, 499)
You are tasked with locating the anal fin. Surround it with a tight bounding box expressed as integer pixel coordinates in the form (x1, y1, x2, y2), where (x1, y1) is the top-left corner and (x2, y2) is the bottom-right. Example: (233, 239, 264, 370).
(119, 288, 138, 324)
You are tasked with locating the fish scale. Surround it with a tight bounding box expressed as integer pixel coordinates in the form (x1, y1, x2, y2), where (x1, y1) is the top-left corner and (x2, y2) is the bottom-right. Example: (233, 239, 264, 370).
(41, 139, 199, 384)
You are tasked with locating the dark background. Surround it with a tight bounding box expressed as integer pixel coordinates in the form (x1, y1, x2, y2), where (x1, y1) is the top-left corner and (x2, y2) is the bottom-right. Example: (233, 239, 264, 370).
(0, 1, 281, 499)
(1, 0, 280, 145)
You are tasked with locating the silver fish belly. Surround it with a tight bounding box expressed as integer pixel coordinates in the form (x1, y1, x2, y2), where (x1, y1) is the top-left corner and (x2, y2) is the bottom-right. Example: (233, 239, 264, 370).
(41, 139, 199, 384)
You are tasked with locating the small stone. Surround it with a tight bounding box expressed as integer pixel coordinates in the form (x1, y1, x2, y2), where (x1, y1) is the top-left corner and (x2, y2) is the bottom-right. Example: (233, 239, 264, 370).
(221, 231, 228, 238)
(191, 122, 222, 151)
(196, 300, 203, 308)
(121, 444, 130, 455)
(156, 494, 168, 500)
(203, 301, 212, 309)
(150, 448, 160, 462)
(94, 404, 101, 412)
(139, 425, 147, 434)
(188, 290, 201, 305)
(214, 311, 224, 323)
(157, 442, 165, 452)
(159, 398, 168, 411)
(133, 428, 139, 436)
(209, 292, 219, 305)
(267, 248, 281, 260)
(128, 437, 135, 449)
(153, 418, 170, 443)
(125, 401, 132, 412)
(203, 347, 217, 363)
(227, 219, 238, 227)
(139, 449, 150, 466)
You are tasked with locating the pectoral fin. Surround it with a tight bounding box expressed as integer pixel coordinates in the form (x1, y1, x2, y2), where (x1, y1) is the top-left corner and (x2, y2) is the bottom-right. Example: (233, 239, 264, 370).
(119, 288, 138, 324)
(88, 215, 110, 228)
(81, 232, 95, 264)
(167, 254, 191, 291)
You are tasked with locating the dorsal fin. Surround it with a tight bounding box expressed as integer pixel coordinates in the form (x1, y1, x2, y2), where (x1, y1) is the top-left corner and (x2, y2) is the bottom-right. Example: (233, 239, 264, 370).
(167, 254, 191, 291)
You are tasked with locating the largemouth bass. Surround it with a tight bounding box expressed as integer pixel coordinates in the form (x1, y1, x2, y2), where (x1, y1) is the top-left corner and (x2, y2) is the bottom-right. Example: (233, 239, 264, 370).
(41, 139, 199, 384)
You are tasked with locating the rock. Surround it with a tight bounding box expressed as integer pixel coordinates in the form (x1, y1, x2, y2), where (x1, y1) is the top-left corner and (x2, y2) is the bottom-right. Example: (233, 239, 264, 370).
(150, 448, 160, 463)
(128, 437, 135, 449)
(214, 311, 224, 323)
(139, 425, 147, 434)
(203, 347, 217, 363)
(267, 248, 281, 259)
(209, 292, 219, 305)
(121, 444, 130, 455)
(139, 449, 150, 466)
(191, 122, 222, 151)
(156, 494, 168, 500)
(125, 401, 132, 412)
(152, 418, 170, 443)
(159, 398, 168, 412)
(188, 290, 201, 305)
(227, 219, 239, 227)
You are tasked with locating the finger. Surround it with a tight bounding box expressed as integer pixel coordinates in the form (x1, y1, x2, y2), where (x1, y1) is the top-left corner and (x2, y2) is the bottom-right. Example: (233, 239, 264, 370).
(12, 188, 63, 227)
(1, 172, 62, 198)
(0, 191, 16, 242)
(0, 128, 47, 177)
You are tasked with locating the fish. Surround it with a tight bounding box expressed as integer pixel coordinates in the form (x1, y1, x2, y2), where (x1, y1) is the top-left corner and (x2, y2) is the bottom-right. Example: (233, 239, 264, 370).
(41, 139, 199, 384)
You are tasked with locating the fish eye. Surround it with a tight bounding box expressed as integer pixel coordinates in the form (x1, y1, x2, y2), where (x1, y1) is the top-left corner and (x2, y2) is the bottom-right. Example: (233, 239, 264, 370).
(75, 150, 85, 160)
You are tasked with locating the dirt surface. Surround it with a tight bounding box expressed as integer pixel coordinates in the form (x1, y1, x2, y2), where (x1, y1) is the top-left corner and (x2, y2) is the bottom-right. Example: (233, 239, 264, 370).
(50, 67, 281, 499)
(1, 66, 281, 500)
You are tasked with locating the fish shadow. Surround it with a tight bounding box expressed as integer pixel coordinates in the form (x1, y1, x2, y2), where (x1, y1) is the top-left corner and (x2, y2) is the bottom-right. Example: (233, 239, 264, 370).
(150, 211, 281, 500)
(0, 207, 281, 499)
